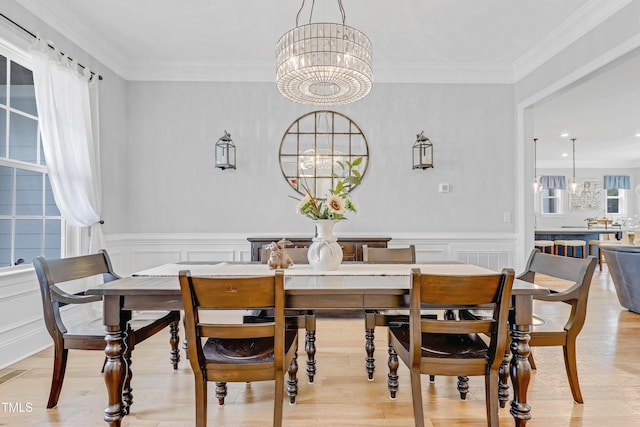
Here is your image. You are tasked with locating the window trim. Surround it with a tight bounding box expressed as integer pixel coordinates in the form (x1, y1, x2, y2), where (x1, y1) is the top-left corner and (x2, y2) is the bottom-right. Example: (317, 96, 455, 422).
(540, 188, 564, 216)
(605, 188, 627, 216)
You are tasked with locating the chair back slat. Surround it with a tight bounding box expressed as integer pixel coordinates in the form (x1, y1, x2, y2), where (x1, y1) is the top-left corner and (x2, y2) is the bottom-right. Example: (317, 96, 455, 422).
(39, 253, 110, 283)
(363, 245, 415, 263)
(525, 250, 592, 283)
(285, 248, 310, 264)
(184, 274, 277, 309)
(199, 323, 275, 340)
(421, 318, 494, 335)
(418, 274, 505, 306)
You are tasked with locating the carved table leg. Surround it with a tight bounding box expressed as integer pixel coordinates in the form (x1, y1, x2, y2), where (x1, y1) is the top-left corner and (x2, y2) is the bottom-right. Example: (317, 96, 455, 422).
(457, 376, 469, 400)
(169, 320, 180, 369)
(182, 318, 189, 360)
(182, 339, 189, 359)
(287, 347, 299, 405)
(387, 343, 399, 399)
(305, 329, 316, 383)
(364, 311, 377, 380)
(122, 328, 134, 415)
(365, 327, 376, 380)
(103, 325, 126, 426)
(499, 351, 511, 408)
(215, 382, 227, 405)
(510, 324, 533, 426)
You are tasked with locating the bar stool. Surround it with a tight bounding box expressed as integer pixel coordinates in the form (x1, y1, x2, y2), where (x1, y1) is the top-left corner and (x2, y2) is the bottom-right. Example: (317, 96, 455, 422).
(588, 239, 603, 271)
(554, 239, 586, 258)
(534, 240, 555, 254)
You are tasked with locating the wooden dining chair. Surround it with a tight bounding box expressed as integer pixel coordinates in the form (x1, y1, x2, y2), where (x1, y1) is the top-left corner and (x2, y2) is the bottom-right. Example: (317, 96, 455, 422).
(516, 249, 598, 403)
(33, 250, 180, 411)
(362, 245, 416, 379)
(387, 268, 515, 427)
(179, 270, 299, 427)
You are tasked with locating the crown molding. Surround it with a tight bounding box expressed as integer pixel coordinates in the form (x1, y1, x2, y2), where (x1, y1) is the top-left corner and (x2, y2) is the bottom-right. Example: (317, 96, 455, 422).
(15, 0, 129, 77)
(124, 60, 516, 84)
(373, 62, 515, 84)
(538, 160, 640, 169)
(513, 0, 633, 82)
(15, 0, 633, 84)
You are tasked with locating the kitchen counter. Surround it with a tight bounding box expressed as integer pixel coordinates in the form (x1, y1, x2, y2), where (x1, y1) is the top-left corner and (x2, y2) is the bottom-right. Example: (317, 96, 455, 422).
(535, 227, 623, 235)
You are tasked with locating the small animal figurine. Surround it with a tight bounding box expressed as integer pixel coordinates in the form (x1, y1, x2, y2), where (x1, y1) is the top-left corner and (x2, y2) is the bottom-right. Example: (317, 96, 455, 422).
(267, 238, 294, 269)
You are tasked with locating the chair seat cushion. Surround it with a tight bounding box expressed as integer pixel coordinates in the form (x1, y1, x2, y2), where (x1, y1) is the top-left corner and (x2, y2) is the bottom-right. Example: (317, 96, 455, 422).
(203, 330, 297, 364)
(390, 326, 488, 359)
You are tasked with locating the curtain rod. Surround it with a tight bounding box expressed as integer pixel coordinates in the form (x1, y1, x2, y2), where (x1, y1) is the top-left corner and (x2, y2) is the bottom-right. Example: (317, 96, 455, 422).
(0, 12, 103, 81)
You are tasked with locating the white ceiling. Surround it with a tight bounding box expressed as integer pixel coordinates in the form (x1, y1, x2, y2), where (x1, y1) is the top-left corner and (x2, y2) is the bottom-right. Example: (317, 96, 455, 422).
(12, 0, 639, 166)
(533, 50, 640, 168)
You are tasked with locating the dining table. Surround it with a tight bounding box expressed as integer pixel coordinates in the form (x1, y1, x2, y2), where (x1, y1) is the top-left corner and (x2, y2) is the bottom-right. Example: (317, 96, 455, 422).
(86, 261, 548, 427)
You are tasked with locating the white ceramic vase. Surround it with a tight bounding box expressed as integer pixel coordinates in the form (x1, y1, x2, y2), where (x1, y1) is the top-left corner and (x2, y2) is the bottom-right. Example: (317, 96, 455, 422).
(307, 219, 343, 271)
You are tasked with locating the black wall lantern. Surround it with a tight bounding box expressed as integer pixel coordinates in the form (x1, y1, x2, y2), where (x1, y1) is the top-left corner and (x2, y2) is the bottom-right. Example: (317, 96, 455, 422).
(215, 130, 236, 170)
(412, 131, 433, 170)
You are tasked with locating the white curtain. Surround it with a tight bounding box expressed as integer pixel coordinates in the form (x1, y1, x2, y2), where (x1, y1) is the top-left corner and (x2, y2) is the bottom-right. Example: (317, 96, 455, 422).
(30, 38, 105, 254)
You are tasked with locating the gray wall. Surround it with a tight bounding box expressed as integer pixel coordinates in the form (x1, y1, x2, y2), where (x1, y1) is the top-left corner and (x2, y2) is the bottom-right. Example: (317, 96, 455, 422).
(124, 81, 515, 234)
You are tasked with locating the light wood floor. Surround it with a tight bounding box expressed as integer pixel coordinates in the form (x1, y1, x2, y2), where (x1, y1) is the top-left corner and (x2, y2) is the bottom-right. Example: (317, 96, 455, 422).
(2, 265, 639, 426)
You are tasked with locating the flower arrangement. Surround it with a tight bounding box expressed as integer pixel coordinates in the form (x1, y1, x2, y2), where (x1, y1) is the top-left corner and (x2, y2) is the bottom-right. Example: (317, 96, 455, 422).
(295, 157, 362, 220)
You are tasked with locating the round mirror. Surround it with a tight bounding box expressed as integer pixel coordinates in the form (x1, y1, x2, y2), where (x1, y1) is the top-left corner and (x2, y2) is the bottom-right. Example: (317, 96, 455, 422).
(279, 110, 369, 198)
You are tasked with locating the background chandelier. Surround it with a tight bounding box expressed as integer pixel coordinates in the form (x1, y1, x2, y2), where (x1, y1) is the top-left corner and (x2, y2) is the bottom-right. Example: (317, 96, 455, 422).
(276, 0, 373, 106)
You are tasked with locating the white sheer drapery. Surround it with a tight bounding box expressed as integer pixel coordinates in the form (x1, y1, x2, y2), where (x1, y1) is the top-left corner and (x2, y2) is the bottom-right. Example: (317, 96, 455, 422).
(30, 38, 105, 253)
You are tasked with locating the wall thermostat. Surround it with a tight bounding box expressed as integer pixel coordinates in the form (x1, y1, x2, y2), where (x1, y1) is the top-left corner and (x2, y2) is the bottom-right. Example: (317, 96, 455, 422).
(439, 183, 450, 193)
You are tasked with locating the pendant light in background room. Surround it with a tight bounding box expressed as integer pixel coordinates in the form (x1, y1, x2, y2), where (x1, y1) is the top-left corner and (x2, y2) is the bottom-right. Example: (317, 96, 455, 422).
(533, 138, 542, 193)
(569, 138, 578, 194)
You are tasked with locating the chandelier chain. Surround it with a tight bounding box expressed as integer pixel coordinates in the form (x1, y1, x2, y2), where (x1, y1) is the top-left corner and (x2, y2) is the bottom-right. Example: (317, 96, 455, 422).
(533, 138, 538, 175)
(295, 0, 346, 26)
(572, 138, 576, 179)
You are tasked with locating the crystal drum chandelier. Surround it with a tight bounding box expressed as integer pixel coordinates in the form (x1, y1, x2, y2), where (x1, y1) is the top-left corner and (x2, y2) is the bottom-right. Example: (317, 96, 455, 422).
(276, 0, 372, 106)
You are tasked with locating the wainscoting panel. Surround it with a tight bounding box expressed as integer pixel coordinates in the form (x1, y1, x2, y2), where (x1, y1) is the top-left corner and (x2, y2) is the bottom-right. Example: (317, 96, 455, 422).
(455, 251, 513, 272)
(0, 267, 96, 368)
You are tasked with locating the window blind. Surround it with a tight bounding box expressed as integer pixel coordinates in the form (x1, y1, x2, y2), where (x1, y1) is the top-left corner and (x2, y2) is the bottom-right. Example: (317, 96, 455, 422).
(540, 175, 566, 190)
(603, 175, 630, 189)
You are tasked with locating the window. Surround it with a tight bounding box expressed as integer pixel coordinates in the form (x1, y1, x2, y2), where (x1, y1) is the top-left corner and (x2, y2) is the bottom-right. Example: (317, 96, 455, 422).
(541, 188, 563, 214)
(605, 188, 625, 215)
(0, 45, 62, 268)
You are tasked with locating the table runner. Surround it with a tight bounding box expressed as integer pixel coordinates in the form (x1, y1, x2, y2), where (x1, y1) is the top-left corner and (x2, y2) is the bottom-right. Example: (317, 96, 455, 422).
(133, 262, 493, 277)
